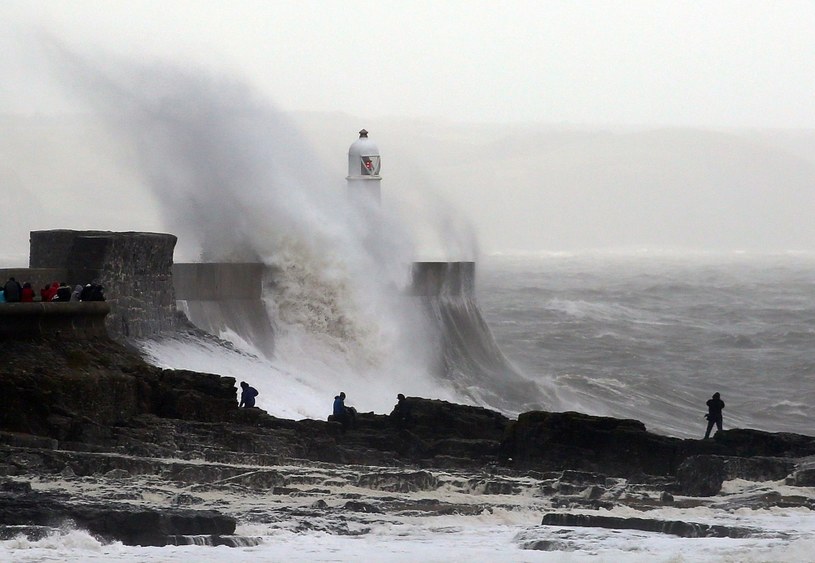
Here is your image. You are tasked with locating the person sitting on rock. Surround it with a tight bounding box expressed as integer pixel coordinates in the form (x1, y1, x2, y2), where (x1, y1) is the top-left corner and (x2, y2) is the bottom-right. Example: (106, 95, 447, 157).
(239, 381, 259, 408)
(332, 392, 356, 430)
(704, 392, 725, 439)
(390, 393, 414, 428)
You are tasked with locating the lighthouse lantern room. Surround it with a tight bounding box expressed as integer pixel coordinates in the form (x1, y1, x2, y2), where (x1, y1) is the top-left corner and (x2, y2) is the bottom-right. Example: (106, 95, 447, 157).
(346, 129, 382, 204)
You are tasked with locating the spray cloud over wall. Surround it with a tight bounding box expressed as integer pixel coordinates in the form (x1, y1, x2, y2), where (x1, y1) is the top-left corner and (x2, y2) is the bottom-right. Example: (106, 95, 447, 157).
(49, 44, 432, 369)
(33, 42, 538, 417)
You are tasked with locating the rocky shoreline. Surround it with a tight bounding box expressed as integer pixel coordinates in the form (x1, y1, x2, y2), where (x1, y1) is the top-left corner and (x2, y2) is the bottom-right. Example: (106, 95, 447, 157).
(1, 336, 814, 548)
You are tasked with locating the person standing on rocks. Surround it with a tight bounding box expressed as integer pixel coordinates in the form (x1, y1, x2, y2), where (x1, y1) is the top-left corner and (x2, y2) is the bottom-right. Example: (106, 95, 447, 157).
(239, 381, 259, 408)
(704, 392, 725, 439)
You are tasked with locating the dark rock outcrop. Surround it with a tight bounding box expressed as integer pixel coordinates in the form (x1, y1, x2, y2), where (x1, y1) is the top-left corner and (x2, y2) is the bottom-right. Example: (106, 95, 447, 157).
(677, 455, 797, 496)
(712, 428, 815, 458)
(3, 336, 814, 482)
(500, 411, 689, 475)
(0, 338, 236, 440)
(500, 410, 815, 480)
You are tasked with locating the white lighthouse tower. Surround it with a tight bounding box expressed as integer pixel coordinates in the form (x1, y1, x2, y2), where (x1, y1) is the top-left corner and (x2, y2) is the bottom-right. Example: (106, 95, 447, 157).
(346, 129, 381, 205)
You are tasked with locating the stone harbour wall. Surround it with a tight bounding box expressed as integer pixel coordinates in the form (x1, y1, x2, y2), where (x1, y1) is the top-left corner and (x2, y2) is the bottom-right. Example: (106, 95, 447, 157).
(411, 262, 475, 297)
(0, 302, 110, 339)
(28, 230, 179, 340)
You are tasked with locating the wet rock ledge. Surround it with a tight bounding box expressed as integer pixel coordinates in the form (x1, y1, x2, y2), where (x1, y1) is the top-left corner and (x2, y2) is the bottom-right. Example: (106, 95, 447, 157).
(1, 337, 814, 546)
(0, 481, 240, 547)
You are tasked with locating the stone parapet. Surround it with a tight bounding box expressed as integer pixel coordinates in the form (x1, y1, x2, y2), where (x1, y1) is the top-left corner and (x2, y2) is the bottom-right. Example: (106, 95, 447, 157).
(0, 302, 110, 339)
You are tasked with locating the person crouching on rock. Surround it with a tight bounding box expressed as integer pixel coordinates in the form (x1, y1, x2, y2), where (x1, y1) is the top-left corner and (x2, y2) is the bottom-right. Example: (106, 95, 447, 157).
(239, 381, 259, 408)
(333, 392, 356, 430)
(704, 392, 725, 439)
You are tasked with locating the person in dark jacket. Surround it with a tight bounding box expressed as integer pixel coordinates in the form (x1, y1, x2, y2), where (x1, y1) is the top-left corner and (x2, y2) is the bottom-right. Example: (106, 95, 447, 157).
(389, 393, 414, 428)
(54, 282, 72, 302)
(80, 283, 106, 301)
(704, 392, 725, 439)
(239, 381, 259, 408)
(3, 277, 22, 302)
(332, 392, 356, 430)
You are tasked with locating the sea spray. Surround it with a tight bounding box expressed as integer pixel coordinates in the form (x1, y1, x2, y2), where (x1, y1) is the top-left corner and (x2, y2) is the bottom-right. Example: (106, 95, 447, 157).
(44, 47, 467, 413)
(42, 42, 548, 416)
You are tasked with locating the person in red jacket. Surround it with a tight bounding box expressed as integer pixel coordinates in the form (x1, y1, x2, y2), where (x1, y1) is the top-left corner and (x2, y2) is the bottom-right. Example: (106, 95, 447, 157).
(20, 282, 35, 302)
(44, 281, 59, 302)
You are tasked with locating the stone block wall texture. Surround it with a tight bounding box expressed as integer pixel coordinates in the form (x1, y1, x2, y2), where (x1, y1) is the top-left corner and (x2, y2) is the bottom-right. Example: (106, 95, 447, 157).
(172, 263, 264, 300)
(29, 230, 178, 340)
(0, 268, 68, 294)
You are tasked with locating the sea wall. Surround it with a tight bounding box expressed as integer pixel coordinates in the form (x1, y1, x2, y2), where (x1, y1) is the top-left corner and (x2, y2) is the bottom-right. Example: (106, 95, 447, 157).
(170, 262, 480, 357)
(410, 262, 475, 297)
(0, 302, 110, 339)
(4, 234, 482, 358)
(408, 261, 544, 412)
(173, 263, 274, 355)
(173, 263, 264, 300)
(29, 230, 178, 340)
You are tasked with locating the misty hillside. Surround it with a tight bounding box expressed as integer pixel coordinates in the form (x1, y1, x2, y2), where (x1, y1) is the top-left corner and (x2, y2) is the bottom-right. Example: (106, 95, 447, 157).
(2, 113, 814, 259)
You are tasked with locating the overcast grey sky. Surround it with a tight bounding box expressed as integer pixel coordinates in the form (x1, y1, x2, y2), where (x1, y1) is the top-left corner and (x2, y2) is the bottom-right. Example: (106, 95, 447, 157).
(2, 0, 815, 128)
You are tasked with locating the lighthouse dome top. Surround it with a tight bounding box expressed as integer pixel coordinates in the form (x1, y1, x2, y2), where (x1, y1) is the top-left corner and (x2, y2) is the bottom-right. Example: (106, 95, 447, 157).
(347, 129, 381, 178)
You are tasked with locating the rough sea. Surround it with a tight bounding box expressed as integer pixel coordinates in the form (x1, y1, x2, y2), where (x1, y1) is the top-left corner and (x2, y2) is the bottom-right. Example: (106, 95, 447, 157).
(478, 252, 815, 439)
(3, 252, 814, 562)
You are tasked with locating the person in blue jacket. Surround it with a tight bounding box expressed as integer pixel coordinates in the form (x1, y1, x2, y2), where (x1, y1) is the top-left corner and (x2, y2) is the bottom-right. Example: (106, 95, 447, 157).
(333, 392, 356, 430)
(239, 381, 259, 408)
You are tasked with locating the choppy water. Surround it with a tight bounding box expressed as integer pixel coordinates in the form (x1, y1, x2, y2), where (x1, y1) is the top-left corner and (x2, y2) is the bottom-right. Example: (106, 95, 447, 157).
(478, 252, 815, 438)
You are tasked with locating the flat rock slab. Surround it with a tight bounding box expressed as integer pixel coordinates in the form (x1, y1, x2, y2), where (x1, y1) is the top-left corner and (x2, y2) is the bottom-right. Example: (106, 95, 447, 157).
(540, 513, 759, 538)
(0, 491, 236, 546)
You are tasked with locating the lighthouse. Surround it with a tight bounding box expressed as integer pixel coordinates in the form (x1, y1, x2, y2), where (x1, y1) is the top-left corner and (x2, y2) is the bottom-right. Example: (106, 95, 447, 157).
(346, 129, 381, 205)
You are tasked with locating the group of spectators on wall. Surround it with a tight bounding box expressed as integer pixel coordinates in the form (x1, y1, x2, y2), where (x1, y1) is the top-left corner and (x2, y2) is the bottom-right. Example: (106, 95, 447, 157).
(0, 277, 105, 303)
